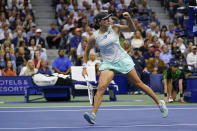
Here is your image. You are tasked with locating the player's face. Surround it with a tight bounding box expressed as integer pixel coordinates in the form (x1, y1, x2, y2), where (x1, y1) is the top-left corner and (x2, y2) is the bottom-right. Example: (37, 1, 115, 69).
(100, 18, 110, 27)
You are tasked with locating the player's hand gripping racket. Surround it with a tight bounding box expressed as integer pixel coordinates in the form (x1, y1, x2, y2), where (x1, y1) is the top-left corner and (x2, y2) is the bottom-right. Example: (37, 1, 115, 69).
(84, 75, 94, 106)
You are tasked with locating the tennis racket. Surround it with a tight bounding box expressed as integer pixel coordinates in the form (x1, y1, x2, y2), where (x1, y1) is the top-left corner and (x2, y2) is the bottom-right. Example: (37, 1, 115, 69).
(84, 75, 94, 105)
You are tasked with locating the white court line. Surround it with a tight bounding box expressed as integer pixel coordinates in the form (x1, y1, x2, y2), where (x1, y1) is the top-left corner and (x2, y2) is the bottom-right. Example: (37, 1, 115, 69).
(0, 124, 197, 130)
(0, 104, 197, 109)
(0, 107, 197, 113)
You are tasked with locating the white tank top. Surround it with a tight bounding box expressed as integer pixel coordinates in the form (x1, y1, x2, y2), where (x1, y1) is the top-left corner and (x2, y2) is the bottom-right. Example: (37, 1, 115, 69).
(93, 26, 126, 63)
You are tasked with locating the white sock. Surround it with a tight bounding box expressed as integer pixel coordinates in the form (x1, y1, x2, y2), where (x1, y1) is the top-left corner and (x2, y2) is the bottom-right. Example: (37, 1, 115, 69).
(92, 112, 96, 116)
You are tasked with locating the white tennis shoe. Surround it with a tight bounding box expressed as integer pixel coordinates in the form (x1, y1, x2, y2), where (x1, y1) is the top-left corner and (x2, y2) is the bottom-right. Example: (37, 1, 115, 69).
(159, 100, 168, 118)
(84, 112, 96, 124)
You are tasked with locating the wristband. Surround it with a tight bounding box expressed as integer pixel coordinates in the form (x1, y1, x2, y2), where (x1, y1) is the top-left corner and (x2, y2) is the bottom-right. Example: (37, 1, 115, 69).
(82, 63, 87, 69)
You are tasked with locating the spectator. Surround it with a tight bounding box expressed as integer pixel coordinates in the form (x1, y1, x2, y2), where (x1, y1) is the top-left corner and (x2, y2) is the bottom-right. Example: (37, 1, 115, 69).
(122, 40, 131, 54)
(1, 61, 16, 76)
(0, 41, 15, 56)
(161, 25, 168, 32)
(164, 36, 171, 49)
(147, 50, 166, 74)
(165, 24, 175, 43)
(1, 52, 16, 69)
(155, 25, 160, 37)
(160, 45, 173, 65)
(16, 40, 31, 58)
(56, 0, 65, 13)
(52, 49, 72, 75)
(158, 31, 166, 46)
(146, 22, 156, 36)
(7, 0, 20, 10)
(70, 27, 82, 62)
(37, 59, 52, 75)
(16, 47, 29, 74)
(138, 0, 150, 14)
(36, 44, 47, 60)
(169, 0, 179, 18)
(137, 23, 146, 38)
(152, 35, 159, 45)
(183, 41, 193, 58)
(31, 28, 45, 48)
(63, 16, 74, 31)
(155, 40, 161, 51)
(170, 41, 179, 56)
(146, 31, 152, 41)
(177, 37, 186, 54)
(128, 0, 138, 15)
(0, 13, 9, 26)
(175, 24, 184, 38)
(59, 29, 71, 50)
(78, 12, 89, 28)
(143, 44, 155, 63)
(82, 26, 93, 39)
(46, 23, 61, 49)
(150, 12, 160, 26)
(12, 30, 28, 47)
(28, 37, 36, 59)
(131, 30, 144, 48)
(57, 9, 67, 28)
(19, 59, 38, 76)
(23, 14, 33, 32)
(174, 0, 184, 25)
(0, 30, 13, 44)
(33, 50, 41, 69)
(75, 9, 82, 21)
(13, 25, 27, 38)
(2, 47, 15, 61)
(1, 60, 17, 76)
(163, 61, 185, 103)
(87, 51, 101, 66)
(76, 36, 88, 66)
(87, 8, 95, 25)
(26, 23, 36, 41)
(139, 39, 150, 55)
(186, 46, 197, 71)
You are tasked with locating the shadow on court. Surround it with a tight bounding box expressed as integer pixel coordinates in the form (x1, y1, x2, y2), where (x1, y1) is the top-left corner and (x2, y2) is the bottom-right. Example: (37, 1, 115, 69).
(0, 105, 197, 131)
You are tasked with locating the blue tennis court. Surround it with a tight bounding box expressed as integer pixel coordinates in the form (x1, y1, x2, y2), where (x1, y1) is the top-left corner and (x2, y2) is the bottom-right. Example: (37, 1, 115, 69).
(0, 105, 197, 131)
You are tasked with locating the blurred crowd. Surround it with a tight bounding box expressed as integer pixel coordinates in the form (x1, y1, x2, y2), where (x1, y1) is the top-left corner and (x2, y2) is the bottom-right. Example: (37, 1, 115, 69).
(50, 0, 197, 75)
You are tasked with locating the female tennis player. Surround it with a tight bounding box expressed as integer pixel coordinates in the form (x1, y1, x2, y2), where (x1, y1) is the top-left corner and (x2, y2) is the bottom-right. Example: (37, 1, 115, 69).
(82, 12, 168, 124)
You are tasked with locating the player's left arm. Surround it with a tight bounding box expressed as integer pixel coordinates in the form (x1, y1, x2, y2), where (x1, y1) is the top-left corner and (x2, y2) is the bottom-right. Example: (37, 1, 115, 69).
(112, 12, 136, 33)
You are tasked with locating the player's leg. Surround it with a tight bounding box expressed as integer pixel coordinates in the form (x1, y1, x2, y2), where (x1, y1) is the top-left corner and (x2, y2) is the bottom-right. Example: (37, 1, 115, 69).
(84, 70, 115, 124)
(92, 70, 115, 114)
(126, 69, 160, 104)
(126, 68, 168, 117)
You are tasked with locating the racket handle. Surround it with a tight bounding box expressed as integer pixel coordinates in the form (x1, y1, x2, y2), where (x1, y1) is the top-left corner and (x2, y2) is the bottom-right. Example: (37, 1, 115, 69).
(84, 75, 88, 81)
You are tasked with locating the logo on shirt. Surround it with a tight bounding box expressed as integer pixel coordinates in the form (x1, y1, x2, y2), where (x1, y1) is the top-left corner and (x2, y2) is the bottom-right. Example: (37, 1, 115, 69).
(102, 30, 111, 40)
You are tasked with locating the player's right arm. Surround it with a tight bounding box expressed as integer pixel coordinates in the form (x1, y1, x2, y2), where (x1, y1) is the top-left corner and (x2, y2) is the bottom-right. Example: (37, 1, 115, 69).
(82, 35, 96, 77)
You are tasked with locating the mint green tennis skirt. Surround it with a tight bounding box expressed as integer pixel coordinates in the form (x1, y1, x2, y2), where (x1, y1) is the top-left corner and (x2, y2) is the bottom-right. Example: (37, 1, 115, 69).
(99, 53, 135, 74)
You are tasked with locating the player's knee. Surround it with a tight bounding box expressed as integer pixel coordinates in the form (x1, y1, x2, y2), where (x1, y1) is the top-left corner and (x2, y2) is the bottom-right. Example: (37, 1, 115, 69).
(97, 84, 107, 94)
(134, 80, 144, 88)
